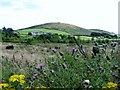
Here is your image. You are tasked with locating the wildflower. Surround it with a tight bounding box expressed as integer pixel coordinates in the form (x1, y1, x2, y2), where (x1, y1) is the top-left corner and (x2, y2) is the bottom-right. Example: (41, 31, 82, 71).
(81, 80, 91, 89)
(82, 80, 90, 85)
(102, 82, 118, 90)
(50, 70, 55, 75)
(111, 42, 118, 47)
(9, 74, 25, 84)
(0, 83, 9, 89)
(9, 75, 19, 82)
(63, 57, 66, 62)
(33, 73, 39, 78)
(36, 63, 44, 70)
(112, 73, 119, 79)
(72, 48, 76, 55)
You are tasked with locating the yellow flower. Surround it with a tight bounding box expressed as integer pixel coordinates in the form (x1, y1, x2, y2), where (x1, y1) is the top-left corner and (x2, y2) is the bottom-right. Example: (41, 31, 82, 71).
(102, 82, 118, 90)
(0, 83, 9, 89)
(19, 75, 25, 80)
(107, 82, 117, 88)
(9, 74, 25, 84)
(19, 79, 25, 84)
(19, 74, 25, 84)
(9, 75, 19, 82)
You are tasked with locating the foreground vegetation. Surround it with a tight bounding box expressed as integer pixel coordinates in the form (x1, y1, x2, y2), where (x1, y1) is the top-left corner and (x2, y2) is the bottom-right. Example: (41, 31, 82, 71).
(1, 40, 119, 89)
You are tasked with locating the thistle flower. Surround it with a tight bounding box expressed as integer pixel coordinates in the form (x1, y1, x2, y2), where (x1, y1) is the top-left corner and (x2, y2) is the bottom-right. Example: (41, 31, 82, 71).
(111, 42, 118, 47)
(72, 48, 77, 55)
(112, 73, 119, 79)
(33, 74, 39, 78)
(36, 63, 44, 70)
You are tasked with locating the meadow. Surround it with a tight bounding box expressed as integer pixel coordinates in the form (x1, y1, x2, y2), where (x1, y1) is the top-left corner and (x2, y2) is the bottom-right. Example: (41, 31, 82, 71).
(17, 29, 70, 35)
(1, 40, 119, 89)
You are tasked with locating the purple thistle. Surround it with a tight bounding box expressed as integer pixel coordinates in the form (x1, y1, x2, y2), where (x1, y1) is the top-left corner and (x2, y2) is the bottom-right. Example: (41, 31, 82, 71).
(33, 73, 39, 78)
(36, 63, 44, 70)
(111, 42, 118, 47)
(72, 48, 77, 55)
(72, 48, 75, 52)
(112, 73, 119, 79)
(39, 63, 44, 67)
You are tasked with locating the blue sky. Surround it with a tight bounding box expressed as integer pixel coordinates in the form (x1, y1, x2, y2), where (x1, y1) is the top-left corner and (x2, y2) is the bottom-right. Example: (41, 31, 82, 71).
(0, 0, 119, 34)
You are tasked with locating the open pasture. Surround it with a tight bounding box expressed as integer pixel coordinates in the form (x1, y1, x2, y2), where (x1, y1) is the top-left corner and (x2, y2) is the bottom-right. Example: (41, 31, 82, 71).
(17, 29, 70, 35)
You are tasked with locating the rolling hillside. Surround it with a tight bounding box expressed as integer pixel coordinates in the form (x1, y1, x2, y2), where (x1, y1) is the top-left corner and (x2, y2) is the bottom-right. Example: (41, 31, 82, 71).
(18, 22, 112, 36)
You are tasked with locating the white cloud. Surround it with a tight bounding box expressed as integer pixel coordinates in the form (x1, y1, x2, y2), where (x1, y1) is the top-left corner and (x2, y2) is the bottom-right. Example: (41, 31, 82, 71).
(0, 0, 119, 34)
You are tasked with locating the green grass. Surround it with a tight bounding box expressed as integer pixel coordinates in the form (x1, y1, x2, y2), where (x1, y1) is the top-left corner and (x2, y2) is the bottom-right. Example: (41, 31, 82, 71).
(18, 22, 92, 35)
(17, 29, 70, 35)
(1, 43, 119, 89)
(17, 22, 114, 36)
(79, 36, 92, 40)
(75, 36, 97, 41)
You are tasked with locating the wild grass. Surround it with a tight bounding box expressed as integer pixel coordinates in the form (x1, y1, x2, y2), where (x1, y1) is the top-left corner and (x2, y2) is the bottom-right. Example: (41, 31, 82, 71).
(1, 42, 119, 89)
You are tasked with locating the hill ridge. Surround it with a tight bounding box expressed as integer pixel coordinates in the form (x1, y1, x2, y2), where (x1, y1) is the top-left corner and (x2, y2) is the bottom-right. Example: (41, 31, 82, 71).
(18, 22, 112, 36)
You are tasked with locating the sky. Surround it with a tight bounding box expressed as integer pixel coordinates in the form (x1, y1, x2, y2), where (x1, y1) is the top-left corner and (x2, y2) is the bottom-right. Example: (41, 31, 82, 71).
(0, 0, 119, 34)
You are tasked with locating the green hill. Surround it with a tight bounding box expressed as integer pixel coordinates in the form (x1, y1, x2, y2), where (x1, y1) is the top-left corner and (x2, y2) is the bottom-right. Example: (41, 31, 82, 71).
(18, 22, 112, 36)
(89, 29, 113, 34)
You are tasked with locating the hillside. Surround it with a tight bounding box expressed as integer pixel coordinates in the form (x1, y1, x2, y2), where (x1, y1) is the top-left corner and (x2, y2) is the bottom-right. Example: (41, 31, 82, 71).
(89, 29, 113, 34)
(18, 22, 111, 36)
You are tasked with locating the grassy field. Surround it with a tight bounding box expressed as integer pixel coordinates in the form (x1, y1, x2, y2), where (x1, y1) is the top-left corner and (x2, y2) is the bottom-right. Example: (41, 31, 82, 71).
(1, 41, 119, 89)
(19, 22, 92, 36)
(17, 29, 70, 35)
